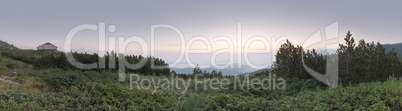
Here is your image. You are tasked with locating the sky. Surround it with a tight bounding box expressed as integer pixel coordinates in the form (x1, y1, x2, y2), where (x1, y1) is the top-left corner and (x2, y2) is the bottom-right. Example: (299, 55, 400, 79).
(0, 0, 401, 68)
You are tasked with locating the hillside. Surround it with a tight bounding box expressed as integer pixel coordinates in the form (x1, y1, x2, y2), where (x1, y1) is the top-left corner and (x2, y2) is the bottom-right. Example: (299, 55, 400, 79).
(383, 43, 402, 60)
(0, 40, 18, 50)
(1, 57, 400, 110)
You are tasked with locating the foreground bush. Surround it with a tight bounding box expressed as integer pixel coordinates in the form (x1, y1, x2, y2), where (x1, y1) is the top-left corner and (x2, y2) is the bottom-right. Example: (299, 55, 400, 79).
(0, 82, 180, 110)
(1, 79, 400, 110)
(206, 79, 402, 110)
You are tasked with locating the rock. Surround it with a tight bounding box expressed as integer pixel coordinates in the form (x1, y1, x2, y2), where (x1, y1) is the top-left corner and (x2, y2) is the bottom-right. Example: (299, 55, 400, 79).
(9, 71, 17, 77)
(3, 79, 20, 85)
(0, 75, 21, 85)
(0, 78, 20, 85)
(3, 76, 12, 80)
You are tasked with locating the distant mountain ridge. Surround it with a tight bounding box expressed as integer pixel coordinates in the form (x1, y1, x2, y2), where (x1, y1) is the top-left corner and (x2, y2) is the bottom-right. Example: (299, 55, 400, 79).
(237, 68, 271, 76)
(383, 43, 402, 60)
(171, 64, 268, 76)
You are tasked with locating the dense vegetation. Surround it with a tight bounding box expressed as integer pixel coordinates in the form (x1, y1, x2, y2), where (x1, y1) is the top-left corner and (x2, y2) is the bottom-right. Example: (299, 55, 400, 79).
(1, 50, 172, 76)
(272, 31, 401, 84)
(0, 45, 222, 78)
(0, 67, 401, 110)
(0, 31, 401, 110)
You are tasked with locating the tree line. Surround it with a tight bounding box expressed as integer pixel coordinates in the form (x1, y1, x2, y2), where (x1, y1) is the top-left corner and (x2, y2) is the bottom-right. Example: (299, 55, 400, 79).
(2, 49, 225, 78)
(271, 31, 401, 84)
(2, 50, 171, 76)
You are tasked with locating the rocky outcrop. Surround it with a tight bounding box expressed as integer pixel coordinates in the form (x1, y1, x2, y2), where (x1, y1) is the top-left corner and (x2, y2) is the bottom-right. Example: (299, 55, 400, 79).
(0, 76, 20, 85)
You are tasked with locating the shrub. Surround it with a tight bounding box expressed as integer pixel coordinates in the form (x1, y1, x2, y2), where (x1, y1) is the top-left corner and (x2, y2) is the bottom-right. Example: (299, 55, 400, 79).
(43, 74, 81, 91)
(4, 61, 17, 69)
(180, 94, 207, 110)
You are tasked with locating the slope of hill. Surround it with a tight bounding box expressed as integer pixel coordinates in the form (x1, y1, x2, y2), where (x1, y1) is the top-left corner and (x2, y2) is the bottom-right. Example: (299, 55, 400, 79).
(0, 40, 18, 50)
(383, 43, 402, 60)
(0, 40, 56, 60)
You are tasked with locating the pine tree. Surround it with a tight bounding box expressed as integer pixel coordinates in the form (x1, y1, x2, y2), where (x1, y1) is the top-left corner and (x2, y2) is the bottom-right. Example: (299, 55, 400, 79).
(192, 64, 202, 75)
(338, 31, 356, 83)
(387, 48, 400, 76)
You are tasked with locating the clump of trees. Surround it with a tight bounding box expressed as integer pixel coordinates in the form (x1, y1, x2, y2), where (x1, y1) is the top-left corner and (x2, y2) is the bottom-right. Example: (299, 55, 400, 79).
(337, 31, 401, 83)
(271, 40, 326, 80)
(33, 51, 171, 76)
(272, 31, 401, 84)
(1, 50, 171, 76)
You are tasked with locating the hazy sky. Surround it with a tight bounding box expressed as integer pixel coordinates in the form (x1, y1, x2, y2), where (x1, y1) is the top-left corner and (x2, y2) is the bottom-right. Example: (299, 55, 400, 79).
(0, 1, 401, 68)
